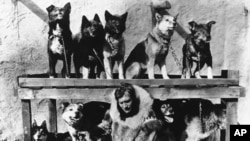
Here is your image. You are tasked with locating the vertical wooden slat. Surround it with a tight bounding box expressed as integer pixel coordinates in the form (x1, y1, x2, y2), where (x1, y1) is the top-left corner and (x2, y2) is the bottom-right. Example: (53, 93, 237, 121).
(22, 100, 32, 141)
(48, 99, 57, 133)
(225, 99, 238, 141)
(221, 70, 239, 141)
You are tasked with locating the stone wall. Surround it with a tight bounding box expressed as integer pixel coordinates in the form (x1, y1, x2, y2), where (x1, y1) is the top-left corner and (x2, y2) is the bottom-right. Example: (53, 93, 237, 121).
(0, 0, 249, 140)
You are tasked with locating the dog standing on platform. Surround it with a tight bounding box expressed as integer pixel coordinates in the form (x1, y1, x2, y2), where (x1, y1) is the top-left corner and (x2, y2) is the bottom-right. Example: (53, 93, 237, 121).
(125, 12, 178, 79)
(46, 2, 72, 78)
(182, 21, 216, 79)
(103, 10, 128, 79)
(73, 14, 105, 79)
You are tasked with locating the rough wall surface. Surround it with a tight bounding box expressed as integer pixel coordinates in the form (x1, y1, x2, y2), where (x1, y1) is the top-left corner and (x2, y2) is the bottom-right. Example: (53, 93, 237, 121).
(0, 0, 249, 140)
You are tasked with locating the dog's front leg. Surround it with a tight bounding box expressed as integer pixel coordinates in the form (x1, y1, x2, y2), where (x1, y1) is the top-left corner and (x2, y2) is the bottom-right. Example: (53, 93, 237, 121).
(160, 60, 169, 79)
(207, 66, 213, 79)
(118, 60, 124, 79)
(104, 57, 113, 79)
(207, 57, 213, 79)
(147, 59, 155, 79)
(49, 55, 57, 78)
(81, 66, 89, 79)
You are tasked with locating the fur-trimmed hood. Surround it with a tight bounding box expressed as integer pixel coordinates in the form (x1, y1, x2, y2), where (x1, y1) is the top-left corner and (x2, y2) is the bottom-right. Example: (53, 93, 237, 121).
(109, 85, 154, 129)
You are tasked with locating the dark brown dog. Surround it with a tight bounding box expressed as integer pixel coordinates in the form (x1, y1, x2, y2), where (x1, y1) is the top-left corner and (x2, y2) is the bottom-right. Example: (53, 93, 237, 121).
(46, 3, 72, 78)
(103, 10, 128, 79)
(125, 13, 177, 79)
(182, 21, 216, 79)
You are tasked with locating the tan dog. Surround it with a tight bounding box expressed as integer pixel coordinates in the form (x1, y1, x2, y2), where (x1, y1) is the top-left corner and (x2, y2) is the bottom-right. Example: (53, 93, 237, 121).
(125, 13, 178, 79)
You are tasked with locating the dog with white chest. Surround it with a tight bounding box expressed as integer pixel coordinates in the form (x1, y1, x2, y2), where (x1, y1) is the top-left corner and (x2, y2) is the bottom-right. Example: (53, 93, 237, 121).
(46, 2, 72, 78)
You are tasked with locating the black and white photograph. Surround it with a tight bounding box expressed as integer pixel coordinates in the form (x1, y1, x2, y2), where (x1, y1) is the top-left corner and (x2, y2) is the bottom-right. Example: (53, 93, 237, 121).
(0, 0, 250, 140)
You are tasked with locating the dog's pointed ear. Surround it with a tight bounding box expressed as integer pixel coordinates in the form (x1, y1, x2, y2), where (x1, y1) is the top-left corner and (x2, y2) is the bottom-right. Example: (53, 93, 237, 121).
(121, 12, 128, 22)
(64, 2, 71, 14)
(61, 102, 70, 111)
(46, 5, 55, 13)
(94, 14, 101, 23)
(77, 102, 84, 110)
(82, 15, 90, 27)
(105, 10, 112, 21)
(207, 21, 216, 28)
(41, 120, 47, 128)
(32, 120, 37, 127)
(188, 21, 197, 31)
(155, 12, 162, 22)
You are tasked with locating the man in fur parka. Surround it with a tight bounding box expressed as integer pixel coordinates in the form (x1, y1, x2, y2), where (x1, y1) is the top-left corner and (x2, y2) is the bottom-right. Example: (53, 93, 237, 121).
(96, 83, 164, 141)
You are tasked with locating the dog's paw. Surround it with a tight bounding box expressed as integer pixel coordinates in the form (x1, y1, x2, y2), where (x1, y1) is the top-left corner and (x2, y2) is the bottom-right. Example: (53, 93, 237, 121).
(49, 76, 55, 79)
(195, 72, 202, 79)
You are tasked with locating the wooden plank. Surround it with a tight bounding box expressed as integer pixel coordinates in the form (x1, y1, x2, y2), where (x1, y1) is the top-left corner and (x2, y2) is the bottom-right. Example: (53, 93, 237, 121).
(223, 99, 238, 141)
(48, 99, 57, 133)
(18, 78, 239, 88)
(221, 70, 239, 80)
(21, 100, 32, 141)
(18, 87, 242, 100)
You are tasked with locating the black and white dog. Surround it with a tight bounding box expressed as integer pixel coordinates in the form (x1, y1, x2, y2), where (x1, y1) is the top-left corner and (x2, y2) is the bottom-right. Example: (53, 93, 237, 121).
(46, 2, 72, 78)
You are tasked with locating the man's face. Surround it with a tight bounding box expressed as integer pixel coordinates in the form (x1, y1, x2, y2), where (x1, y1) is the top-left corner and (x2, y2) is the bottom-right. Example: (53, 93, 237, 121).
(118, 92, 134, 114)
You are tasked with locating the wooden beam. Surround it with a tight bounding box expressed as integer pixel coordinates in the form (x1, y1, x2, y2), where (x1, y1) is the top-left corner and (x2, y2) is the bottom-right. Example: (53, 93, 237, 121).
(18, 87, 242, 101)
(18, 78, 239, 88)
(48, 99, 57, 133)
(223, 99, 238, 141)
(21, 100, 32, 141)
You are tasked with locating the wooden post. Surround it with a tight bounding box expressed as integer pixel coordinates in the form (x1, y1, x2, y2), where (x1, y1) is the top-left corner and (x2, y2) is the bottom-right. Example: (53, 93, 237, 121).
(221, 70, 239, 141)
(48, 99, 57, 133)
(21, 100, 32, 141)
(221, 70, 239, 80)
(224, 99, 238, 141)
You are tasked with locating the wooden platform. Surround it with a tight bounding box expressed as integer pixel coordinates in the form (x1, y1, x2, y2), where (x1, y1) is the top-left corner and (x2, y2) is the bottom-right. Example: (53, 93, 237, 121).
(17, 70, 244, 141)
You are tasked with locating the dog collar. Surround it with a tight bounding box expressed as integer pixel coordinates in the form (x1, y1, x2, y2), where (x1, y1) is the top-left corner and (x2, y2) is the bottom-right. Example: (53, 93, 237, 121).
(148, 32, 170, 47)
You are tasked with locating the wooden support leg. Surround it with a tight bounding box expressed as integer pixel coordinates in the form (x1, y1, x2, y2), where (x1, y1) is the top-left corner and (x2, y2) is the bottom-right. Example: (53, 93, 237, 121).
(48, 99, 57, 133)
(22, 100, 32, 141)
(224, 99, 238, 141)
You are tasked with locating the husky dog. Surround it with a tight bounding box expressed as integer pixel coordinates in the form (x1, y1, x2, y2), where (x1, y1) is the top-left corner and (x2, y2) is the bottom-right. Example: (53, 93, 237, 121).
(103, 10, 128, 79)
(46, 2, 72, 78)
(125, 12, 178, 79)
(182, 21, 216, 79)
(73, 14, 105, 79)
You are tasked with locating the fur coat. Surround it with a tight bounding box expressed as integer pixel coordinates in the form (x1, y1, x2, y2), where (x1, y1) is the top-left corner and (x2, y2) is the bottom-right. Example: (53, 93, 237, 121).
(98, 85, 163, 141)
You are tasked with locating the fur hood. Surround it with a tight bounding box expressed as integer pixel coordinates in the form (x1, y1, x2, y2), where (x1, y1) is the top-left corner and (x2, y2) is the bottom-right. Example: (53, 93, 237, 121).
(109, 85, 154, 129)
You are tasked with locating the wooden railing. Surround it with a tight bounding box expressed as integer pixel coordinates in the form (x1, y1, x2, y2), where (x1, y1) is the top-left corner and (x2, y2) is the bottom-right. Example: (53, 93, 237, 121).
(17, 70, 244, 141)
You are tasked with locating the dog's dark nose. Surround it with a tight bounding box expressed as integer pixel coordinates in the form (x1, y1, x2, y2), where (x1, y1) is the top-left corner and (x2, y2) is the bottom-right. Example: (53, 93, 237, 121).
(75, 112, 80, 118)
